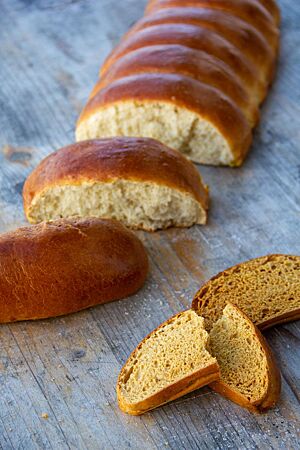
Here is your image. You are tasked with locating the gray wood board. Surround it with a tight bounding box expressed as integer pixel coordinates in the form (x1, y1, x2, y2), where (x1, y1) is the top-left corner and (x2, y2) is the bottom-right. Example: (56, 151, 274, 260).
(0, 0, 299, 448)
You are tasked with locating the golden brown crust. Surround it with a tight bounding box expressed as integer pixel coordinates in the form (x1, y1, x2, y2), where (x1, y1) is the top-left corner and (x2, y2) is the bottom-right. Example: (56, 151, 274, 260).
(192, 254, 300, 330)
(258, 308, 300, 331)
(117, 310, 220, 415)
(94, 45, 260, 124)
(118, 363, 219, 415)
(100, 23, 261, 89)
(126, 7, 275, 78)
(209, 303, 281, 413)
(145, 0, 280, 47)
(77, 73, 252, 166)
(257, 0, 281, 24)
(23, 137, 209, 218)
(0, 218, 148, 323)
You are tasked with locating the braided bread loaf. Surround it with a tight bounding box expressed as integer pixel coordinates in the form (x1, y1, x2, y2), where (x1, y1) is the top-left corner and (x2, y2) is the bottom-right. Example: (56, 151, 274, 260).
(76, 0, 280, 166)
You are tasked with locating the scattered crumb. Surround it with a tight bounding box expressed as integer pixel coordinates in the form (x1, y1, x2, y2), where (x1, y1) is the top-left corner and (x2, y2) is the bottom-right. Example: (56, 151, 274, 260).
(41, 413, 49, 419)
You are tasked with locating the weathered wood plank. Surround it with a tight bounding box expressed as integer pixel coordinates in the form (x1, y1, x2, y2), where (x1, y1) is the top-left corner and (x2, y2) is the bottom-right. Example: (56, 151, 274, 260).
(0, 0, 299, 448)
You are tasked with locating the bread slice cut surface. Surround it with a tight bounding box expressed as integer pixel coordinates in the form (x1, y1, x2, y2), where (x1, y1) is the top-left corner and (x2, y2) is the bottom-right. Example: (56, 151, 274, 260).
(23, 138, 208, 231)
(209, 303, 281, 412)
(117, 310, 219, 415)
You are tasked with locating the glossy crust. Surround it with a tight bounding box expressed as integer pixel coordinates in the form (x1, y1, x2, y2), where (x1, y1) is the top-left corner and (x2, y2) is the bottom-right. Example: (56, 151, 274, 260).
(23, 137, 209, 220)
(192, 254, 300, 329)
(100, 23, 260, 88)
(117, 311, 220, 415)
(146, 0, 280, 24)
(124, 7, 275, 78)
(0, 218, 148, 323)
(77, 73, 252, 167)
(145, 0, 280, 47)
(93, 45, 259, 124)
(209, 303, 281, 413)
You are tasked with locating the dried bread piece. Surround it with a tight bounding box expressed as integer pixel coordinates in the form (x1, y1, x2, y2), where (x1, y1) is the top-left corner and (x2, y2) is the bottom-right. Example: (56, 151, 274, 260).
(209, 303, 281, 412)
(117, 310, 220, 415)
(23, 137, 209, 231)
(192, 254, 300, 331)
(117, 305, 281, 415)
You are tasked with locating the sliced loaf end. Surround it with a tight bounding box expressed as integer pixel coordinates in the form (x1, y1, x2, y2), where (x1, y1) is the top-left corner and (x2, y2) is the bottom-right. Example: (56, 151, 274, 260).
(117, 309, 219, 415)
(209, 303, 281, 412)
(76, 100, 236, 166)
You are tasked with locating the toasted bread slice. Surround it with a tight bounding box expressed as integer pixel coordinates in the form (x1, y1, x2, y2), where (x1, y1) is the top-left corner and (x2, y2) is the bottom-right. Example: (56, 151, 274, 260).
(117, 310, 220, 415)
(209, 303, 281, 412)
(192, 254, 300, 331)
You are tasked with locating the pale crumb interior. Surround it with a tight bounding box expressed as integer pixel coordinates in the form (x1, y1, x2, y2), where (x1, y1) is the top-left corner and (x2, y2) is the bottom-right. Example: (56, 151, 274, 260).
(27, 180, 206, 231)
(196, 255, 300, 331)
(76, 101, 233, 166)
(118, 310, 216, 403)
(210, 303, 268, 402)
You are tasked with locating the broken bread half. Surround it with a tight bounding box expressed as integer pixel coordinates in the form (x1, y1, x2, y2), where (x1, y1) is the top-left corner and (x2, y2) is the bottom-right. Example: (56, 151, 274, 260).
(192, 254, 300, 331)
(209, 303, 281, 412)
(23, 137, 209, 231)
(117, 310, 220, 415)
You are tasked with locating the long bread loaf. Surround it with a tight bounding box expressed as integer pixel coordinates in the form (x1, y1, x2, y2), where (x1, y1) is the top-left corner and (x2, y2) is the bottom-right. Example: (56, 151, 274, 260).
(76, 0, 280, 166)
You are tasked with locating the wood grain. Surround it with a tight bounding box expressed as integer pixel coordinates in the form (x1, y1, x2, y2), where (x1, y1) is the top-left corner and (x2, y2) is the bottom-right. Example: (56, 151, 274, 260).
(0, 0, 299, 448)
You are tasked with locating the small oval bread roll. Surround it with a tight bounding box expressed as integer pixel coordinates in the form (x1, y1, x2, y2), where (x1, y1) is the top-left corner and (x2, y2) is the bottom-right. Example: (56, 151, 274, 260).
(23, 137, 209, 231)
(0, 218, 148, 323)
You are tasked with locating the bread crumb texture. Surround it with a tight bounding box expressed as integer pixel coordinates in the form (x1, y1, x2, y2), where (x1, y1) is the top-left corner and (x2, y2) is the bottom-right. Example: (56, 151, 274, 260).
(27, 180, 206, 231)
(76, 101, 233, 165)
(210, 304, 268, 403)
(194, 255, 300, 331)
(118, 310, 216, 404)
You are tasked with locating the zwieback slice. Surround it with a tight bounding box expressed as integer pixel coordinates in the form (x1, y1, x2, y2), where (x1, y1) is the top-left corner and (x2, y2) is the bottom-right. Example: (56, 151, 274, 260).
(117, 310, 220, 415)
(209, 302, 281, 412)
(192, 254, 300, 331)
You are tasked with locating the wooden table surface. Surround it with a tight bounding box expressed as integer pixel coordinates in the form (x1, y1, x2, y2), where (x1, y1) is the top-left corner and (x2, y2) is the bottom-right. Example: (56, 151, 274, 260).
(0, 0, 299, 448)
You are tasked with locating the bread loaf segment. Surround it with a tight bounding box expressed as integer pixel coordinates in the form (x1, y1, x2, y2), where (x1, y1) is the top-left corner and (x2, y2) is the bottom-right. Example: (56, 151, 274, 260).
(23, 137, 209, 230)
(77, 74, 252, 166)
(76, 0, 279, 166)
(0, 218, 148, 323)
